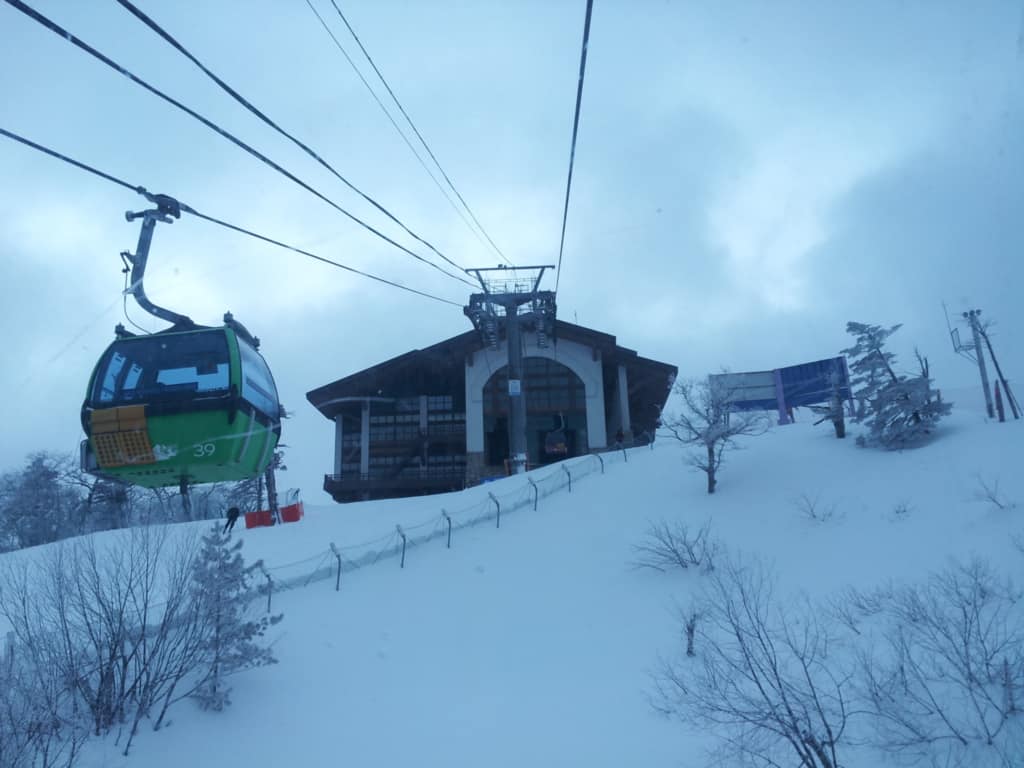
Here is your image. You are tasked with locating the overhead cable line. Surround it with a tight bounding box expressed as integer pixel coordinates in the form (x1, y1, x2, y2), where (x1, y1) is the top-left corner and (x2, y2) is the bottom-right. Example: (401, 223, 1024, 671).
(0, 126, 462, 307)
(301, 0, 482, 258)
(320, 0, 513, 266)
(113, 0, 469, 278)
(555, 0, 594, 295)
(4, 0, 474, 289)
(180, 205, 462, 305)
(0, 127, 144, 196)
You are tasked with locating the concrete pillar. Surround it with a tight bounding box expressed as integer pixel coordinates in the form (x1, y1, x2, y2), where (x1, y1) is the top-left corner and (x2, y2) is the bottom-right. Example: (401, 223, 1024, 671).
(465, 353, 488, 454)
(617, 364, 632, 438)
(360, 400, 370, 477)
(773, 369, 791, 425)
(586, 350, 606, 449)
(465, 452, 486, 487)
(333, 414, 344, 477)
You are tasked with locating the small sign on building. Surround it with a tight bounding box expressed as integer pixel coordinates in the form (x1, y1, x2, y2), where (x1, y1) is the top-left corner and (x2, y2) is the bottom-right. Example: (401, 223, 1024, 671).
(508, 378, 522, 396)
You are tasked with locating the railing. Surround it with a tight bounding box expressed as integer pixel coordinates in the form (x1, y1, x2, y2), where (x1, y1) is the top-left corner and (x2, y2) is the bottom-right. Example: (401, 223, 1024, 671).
(266, 443, 663, 603)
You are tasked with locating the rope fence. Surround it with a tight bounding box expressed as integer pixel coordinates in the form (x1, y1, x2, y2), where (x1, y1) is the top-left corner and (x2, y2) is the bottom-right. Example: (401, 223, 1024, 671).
(256, 445, 652, 602)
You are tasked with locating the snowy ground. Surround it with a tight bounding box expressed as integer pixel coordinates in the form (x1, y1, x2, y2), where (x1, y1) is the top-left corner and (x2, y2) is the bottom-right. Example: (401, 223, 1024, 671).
(9, 385, 1024, 767)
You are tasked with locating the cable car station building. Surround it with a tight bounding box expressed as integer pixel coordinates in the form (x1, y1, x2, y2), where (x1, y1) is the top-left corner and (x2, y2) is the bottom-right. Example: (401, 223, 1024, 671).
(307, 321, 677, 502)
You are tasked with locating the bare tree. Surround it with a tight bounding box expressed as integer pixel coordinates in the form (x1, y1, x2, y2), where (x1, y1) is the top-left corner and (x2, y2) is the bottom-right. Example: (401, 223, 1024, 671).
(795, 493, 842, 524)
(0, 562, 89, 768)
(683, 606, 701, 658)
(0, 526, 251, 757)
(0, 658, 87, 768)
(661, 379, 769, 494)
(653, 557, 852, 767)
(852, 559, 1024, 767)
(632, 519, 717, 573)
(974, 474, 1016, 512)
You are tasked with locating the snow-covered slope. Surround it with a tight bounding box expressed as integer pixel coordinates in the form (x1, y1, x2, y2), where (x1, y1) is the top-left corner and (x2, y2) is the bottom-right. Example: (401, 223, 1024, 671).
(18, 387, 1024, 767)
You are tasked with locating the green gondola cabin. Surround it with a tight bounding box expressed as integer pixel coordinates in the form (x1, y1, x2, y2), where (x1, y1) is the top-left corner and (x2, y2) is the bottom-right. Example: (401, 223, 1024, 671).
(80, 318, 281, 488)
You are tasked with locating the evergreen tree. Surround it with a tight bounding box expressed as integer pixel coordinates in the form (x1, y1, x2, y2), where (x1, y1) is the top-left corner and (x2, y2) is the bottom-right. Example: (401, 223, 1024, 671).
(190, 525, 280, 711)
(861, 374, 951, 449)
(841, 322, 901, 421)
(842, 322, 951, 449)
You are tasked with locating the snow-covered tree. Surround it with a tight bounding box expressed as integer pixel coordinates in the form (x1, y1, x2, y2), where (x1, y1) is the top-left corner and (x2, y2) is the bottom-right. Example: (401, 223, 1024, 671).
(841, 321, 901, 421)
(662, 379, 769, 494)
(0, 453, 84, 550)
(190, 526, 280, 711)
(862, 370, 951, 449)
(842, 322, 950, 449)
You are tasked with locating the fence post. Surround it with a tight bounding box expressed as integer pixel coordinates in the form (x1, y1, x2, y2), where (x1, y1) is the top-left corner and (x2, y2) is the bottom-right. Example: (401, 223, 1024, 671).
(562, 465, 572, 493)
(396, 525, 407, 568)
(622, 446, 628, 462)
(257, 561, 273, 614)
(592, 452, 604, 474)
(489, 492, 501, 528)
(442, 510, 452, 549)
(329, 543, 342, 591)
(528, 478, 538, 511)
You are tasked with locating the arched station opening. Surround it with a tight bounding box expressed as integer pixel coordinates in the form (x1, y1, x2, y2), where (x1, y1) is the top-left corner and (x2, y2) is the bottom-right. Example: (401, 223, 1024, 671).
(482, 357, 587, 468)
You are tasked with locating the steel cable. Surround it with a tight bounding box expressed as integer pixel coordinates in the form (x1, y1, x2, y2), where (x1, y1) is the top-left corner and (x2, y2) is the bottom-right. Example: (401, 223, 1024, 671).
(5, 0, 475, 288)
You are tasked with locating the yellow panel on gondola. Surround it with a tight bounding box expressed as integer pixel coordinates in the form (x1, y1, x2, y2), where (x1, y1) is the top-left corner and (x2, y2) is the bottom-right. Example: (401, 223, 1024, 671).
(90, 406, 155, 467)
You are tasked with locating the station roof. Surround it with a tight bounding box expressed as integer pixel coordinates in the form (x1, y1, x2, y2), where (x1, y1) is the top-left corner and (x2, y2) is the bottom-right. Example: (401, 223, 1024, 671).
(307, 320, 677, 421)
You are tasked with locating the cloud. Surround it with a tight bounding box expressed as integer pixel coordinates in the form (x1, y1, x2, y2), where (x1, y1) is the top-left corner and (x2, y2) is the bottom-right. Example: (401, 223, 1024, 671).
(707, 130, 905, 312)
(795, 103, 1024, 383)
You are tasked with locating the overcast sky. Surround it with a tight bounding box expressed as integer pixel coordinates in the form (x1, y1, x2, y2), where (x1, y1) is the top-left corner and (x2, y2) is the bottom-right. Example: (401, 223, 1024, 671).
(1, 0, 1021, 502)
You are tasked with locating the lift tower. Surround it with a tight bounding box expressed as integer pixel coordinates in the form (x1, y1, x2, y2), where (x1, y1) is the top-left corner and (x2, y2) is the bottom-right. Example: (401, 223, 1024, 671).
(944, 304, 1020, 420)
(464, 266, 557, 475)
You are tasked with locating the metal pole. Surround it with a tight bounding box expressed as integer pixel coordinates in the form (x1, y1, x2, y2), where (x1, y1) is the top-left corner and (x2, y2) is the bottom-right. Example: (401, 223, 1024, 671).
(123, 198, 194, 326)
(330, 543, 342, 591)
(258, 561, 272, 614)
(489, 492, 501, 528)
(978, 323, 1020, 419)
(179, 477, 192, 521)
(966, 310, 995, 418)
(528, 478, 538, 510)
(562, 465, 572, 493)
(506, 302, 528, 475)
(396, 525, 407, 568)
(592, 452, 604, 473)
(442, 511, 452, 549)
(265, 455, 281, 525)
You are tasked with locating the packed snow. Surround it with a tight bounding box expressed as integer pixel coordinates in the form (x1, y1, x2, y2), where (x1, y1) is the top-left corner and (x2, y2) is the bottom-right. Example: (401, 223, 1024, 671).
(4, 385, 1022, 767)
